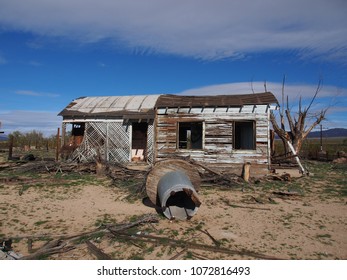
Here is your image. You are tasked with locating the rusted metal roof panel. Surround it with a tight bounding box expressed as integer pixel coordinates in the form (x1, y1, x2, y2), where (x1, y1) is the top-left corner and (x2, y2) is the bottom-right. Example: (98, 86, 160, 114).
(59, 92, 278, 118)
(59, 95, 161, 118)
(156, 92, 277, 108)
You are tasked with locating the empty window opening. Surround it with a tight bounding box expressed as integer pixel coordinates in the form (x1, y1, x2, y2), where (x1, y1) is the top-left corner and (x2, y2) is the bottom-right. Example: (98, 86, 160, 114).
(234, 121, 256, 150)
(71, 123, 85, 136)
(178, 122, 203, 149)
(131, 122, 148, 161)
(69, 122, 85, 146)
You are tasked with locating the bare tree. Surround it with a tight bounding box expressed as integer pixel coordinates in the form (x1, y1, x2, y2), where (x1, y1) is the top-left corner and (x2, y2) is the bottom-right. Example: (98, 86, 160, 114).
(270, 76, 328, 155)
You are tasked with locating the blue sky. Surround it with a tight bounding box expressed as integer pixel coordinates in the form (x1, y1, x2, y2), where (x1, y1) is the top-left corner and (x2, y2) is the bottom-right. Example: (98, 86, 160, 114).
(0, 0, 346, 135)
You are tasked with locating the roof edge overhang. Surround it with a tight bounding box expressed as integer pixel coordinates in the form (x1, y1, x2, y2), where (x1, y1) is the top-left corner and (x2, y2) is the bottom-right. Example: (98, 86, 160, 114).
(155, 92, 278, 108)
(58, 92, 278, 119)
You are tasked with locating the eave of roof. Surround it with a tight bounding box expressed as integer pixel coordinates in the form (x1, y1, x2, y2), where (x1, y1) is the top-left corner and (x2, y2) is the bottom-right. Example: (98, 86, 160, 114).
(155, 92, 278, 108)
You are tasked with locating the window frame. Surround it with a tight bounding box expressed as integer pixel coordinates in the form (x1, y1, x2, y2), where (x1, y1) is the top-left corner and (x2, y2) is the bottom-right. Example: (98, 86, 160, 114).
(233, 120, 256, 151)
(177, 121, 205, 150)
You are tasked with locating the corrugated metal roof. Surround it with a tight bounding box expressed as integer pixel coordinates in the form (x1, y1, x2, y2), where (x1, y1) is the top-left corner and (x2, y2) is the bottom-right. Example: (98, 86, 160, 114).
(59, 95, 161, 118)
(156, 92, 278, 108)
(59, 92, 278, 119)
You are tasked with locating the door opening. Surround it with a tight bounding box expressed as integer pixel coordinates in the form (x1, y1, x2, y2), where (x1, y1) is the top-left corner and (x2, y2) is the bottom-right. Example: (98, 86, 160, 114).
(131, 122, 148, 162)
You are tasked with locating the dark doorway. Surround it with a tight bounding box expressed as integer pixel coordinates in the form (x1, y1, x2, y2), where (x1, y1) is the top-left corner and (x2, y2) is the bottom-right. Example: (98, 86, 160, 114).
(131, 122, 148, 161)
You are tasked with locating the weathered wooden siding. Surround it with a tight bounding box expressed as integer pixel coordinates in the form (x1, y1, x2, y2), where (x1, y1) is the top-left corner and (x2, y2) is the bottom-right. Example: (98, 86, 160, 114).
(155, 105, 271, 175)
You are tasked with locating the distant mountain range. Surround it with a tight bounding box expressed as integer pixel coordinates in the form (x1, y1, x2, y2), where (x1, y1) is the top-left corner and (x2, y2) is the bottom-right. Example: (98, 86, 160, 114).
(307, 128, 347, 138)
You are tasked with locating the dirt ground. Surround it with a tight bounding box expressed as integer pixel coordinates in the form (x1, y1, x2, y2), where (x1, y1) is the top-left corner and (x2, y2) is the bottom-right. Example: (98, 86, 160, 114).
(0, 159, 346, 260)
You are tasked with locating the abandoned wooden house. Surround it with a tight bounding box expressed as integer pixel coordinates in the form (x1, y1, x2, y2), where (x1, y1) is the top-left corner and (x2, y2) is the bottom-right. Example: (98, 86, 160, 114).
(58, 92, 278, 176)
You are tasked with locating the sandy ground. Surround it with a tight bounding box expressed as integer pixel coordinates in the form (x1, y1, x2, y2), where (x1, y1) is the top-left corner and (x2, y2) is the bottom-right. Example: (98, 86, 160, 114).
(0, 161, 346, 260)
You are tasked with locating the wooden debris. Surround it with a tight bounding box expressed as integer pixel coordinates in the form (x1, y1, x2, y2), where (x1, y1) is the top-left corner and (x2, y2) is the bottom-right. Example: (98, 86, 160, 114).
(191, 252, 209, 260)
(188, 158, 242, 187)
(9, 214, 158, 260)
(251, 196, 265, 204)
(85, 240, 112, 260)
(229, 204, 271, 211)
(109, 231, 283, 260)
(273, 191, 302, 197)
(20, 240, 75, 260)
(105, 214, 159, 233)
(198, 229, 221, 247)
(223, 198, 271, 211)
(27, 239, 33, 253)
(170, 248, 187, 260)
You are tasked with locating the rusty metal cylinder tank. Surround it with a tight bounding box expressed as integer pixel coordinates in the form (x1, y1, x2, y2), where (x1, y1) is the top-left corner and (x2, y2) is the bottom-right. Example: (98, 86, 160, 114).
(157, 170, 201, 220)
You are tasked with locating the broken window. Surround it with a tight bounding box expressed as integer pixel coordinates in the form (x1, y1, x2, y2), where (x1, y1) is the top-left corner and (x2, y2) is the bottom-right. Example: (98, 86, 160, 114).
(234, 121, 256, 150)
(178, 122, 203, 149)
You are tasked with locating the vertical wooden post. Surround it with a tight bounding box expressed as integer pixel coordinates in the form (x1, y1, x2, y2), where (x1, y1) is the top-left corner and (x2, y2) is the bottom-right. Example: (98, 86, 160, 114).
(61, 123, 66, 147)
(320, 124, 323, 152)
(242, 162, 251, 182)
(56, 127, 60, 161)
(8, 135, 14, 160)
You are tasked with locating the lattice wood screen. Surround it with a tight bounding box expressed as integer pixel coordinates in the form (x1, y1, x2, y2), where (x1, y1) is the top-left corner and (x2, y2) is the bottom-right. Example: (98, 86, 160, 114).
(147, 123, 154, 164)
(70, 121, 154, 164)
(71, 122, 130, 163)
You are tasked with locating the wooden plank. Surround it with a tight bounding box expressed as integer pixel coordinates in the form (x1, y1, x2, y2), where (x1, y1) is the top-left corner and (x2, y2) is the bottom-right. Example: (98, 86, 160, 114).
(86, 240, 112, 260)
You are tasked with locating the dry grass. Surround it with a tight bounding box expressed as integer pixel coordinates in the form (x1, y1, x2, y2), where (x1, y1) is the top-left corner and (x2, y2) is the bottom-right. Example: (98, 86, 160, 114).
(0, 159, 346, 260)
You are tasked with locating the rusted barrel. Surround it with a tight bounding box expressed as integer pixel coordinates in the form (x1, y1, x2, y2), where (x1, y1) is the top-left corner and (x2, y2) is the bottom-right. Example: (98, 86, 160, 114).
(146, 159, 201, 220)
(157, 171, 201, 220)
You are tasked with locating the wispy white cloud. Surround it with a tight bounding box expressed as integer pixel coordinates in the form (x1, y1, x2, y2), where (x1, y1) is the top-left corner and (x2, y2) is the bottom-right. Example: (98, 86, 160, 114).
(176, 81, 347, 100)
(176, 81, 347, 128)
(0, 54, 7, 64)
(15, 90, 60, 98)
(0, 0, 346, 62)
(0, 110, 61, 136)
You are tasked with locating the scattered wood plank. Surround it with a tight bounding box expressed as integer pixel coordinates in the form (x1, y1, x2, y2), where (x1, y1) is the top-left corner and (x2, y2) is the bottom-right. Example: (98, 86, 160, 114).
(85, 240, 112, 260)
(188, 158, 242, 187)
(228, 203, 271, 211)
(10, 214, 159, 260)
(198, 229, 221, 247)
(251, 196, 265, 204)
(170, 248, 187, 260)
(273, 191, 302, 197)
(109, 231, 283, 260)
(19, 240, 75, 260)
(191, 252, 209, 260)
